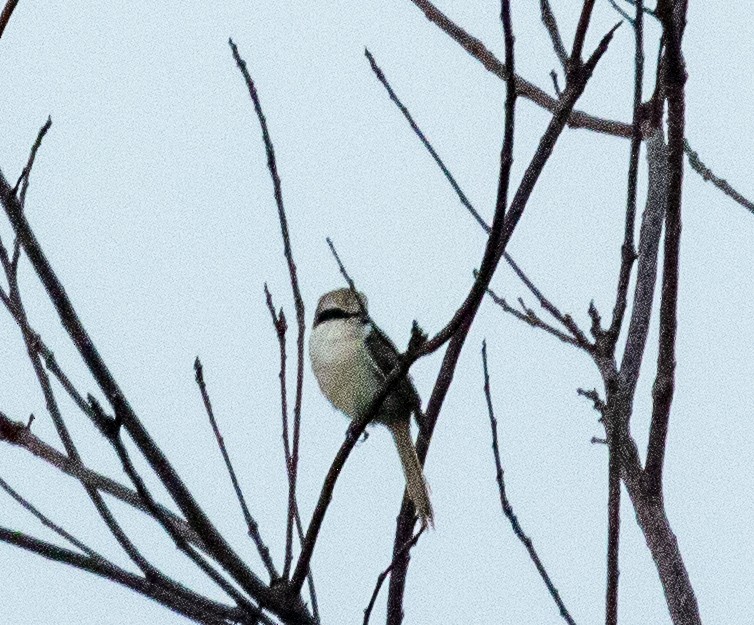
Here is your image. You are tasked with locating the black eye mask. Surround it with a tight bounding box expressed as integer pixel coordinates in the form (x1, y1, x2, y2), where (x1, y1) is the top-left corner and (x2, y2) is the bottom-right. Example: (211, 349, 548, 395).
(314, 308, 364, 327)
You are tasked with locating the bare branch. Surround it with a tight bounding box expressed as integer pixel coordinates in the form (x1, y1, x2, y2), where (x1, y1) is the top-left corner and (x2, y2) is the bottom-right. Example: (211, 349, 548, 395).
(194, 357, 278, 581)
(362, 527, 425, 625)
(605, 443, 621, 625)
(684, 141, 754, 215)
(11, 117, 53, 268)
(387, 17, 620, 621)
(0, 527, 256, 625)
(408, 0, 751, 217)
(366, 48, 589, 351)
(482, 341, 576, 625)
(607, 0, 645, 348)
(262, 283, 296, 580)
(230, 39, 305, 586)
(0, 169, 298, 621)
(0, 410, 205, 551)
(407, 0, 632, 138)
(606, 0, 634, 23)
(485, 285, 585, 348)
(570, 0, 597, 65)
(0, 474, 102, 559)
(89, 398, 271, 621)
(617, 127, 667, 396)
(645, 0, 686, 498)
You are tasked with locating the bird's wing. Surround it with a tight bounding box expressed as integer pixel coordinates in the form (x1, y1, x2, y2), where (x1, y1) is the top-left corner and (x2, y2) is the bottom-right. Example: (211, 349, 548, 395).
(364, 323, 422, 414)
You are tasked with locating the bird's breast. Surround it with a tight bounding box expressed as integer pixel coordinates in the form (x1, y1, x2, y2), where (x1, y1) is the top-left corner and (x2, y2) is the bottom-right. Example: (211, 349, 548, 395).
(309, 321, 380, 419)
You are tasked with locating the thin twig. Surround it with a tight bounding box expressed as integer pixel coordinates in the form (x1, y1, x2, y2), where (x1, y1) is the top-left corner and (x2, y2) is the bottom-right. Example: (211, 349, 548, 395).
(194, 357, 278, 581)
(540, 0, 569, 70)
(230, 38, 304, 584)
(363, 527, 425, 625)
(684, 141, 754, 215)
(485, 284, 583, 348)
(481, 341, 576, 625)
(606, 0, 634, 23)
(606, 0, 644, 349)
(366, 48, 590, 349)
(0, 474, 102, 559)
(262, 283, 296, 580)
(407, 0, 632, 138)
(12, 117, 53, 268)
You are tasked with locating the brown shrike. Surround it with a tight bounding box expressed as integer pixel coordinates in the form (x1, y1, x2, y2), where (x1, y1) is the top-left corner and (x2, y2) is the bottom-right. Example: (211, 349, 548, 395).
(309, 288, 433, 526)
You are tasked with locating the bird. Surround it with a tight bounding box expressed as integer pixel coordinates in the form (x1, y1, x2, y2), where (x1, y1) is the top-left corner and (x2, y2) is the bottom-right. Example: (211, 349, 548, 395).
(309, 287, 433, 527)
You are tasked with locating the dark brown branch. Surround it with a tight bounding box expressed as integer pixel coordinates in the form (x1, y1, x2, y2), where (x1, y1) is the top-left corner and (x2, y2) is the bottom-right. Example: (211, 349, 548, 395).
(362, 527, 425, 625)
(194, 357, 278, 581)
(540, 0, 569, 70)
(231, 39, 305, 586)
(606, 0, 634, 23)
(12, 117, 52, 268)
(617, 127, 667, 396)
(645, 0, 686, 498)
(0, 171, 303, 622)
(263, 285, 319, 619)
(482, 341, 576, 625)
(605, 441, 621, 625)
(3, 270, 159, 579)
(0, 0, 19, 39)
(570, 0, 597, 65)
(386, 319, 471, 622)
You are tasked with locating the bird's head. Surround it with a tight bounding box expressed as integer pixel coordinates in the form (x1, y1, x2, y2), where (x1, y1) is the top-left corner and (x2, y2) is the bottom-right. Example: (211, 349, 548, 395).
(313, 288, 368, 327)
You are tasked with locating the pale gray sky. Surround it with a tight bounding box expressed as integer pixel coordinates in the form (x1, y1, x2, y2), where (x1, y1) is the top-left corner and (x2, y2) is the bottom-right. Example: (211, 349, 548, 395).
(0, 2, 752, 624)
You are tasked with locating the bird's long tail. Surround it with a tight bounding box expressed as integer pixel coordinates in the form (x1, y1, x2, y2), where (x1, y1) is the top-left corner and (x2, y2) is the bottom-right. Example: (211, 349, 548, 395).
(390, 419, 434, 528)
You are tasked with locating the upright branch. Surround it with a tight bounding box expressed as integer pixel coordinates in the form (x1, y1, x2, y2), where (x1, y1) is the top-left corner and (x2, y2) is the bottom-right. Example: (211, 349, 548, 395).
(386, 10, 620, 623)
(645, 0, 687, 497)
(607, 0, 645, 348)
(230, 38, 306, 585)
(481, 342, 576, 625)
(570, 0, 596, 66)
